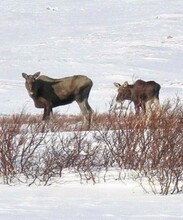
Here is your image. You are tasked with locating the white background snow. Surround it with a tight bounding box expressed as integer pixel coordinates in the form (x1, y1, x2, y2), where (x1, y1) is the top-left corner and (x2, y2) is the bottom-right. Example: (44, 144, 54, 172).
(0, 0, 183, 219)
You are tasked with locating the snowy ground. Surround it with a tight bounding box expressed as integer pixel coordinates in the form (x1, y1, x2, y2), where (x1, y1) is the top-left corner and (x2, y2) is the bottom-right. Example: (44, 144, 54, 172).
(0, 0, 183, 115)
(0, 0, 183, 219)
(0, 183, 183, 220)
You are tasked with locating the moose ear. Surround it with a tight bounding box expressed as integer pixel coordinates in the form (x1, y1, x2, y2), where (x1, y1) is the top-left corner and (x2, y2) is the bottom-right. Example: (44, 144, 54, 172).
(123, 81, 129, 87)
(22, 73, 28, 79)
(33, 72, 41, 79)
(114, 82, 121, 88)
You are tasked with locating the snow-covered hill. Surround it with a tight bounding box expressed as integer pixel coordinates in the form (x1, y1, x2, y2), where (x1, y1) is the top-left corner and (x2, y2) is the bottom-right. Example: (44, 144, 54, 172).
(0, 0, 183, 219)
(0, 0, 183, 115)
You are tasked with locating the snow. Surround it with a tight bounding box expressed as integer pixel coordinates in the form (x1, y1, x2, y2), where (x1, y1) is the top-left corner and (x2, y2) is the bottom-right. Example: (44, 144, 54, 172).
(0, 183, 183, 220)
(0, 0, 183, 219)
(0, 0, 183, 115)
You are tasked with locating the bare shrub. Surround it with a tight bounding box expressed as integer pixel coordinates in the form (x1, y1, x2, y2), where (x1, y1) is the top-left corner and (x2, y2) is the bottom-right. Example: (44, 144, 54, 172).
(0, 114, 24, 184)
(0, 98, 182, 194)
(136, 100, 183, 194)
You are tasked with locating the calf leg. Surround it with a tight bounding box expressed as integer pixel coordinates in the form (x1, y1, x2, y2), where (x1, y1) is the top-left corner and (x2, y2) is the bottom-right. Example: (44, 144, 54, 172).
(134, 102, 140, 115)
(154, 97, 161, 113)
(141, 101, 146, 114)
(145, 98, 161, 124)
(146, 98, 161, 113)
(144, 100, 153, 124)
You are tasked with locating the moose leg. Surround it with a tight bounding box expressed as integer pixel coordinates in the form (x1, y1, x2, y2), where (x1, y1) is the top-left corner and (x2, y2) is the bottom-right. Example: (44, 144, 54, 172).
(145, 100, 154, 124)
(42, 105, 52, 121)
(146, 98, 161, 114)
(145, 100, 152, 114)
(84, 99, 93, 127)
(134, 102, 140, 115)
(154, 97, 161, 114)
(141, 102, 146, 114)
(77, 99, 93, 129)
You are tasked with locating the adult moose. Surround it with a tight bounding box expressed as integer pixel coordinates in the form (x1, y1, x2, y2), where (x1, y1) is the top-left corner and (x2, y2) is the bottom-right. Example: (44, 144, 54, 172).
(114, 79, 161, 115)
(22, 72, 93, 128)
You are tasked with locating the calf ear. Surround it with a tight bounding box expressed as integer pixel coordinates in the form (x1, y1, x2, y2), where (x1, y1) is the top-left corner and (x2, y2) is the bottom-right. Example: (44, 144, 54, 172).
(22, 73, 28, 79)
(33, 72, 41, 79)
(114, 82, 121, 88)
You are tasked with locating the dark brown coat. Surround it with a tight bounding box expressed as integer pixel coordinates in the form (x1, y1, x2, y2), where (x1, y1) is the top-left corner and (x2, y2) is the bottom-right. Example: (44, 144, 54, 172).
(22, 72, 93, 127)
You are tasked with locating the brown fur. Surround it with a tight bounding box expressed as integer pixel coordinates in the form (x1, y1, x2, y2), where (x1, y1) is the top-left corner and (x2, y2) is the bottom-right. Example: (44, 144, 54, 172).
(114, 79, 161, 114)
(22, 72, 93, 128)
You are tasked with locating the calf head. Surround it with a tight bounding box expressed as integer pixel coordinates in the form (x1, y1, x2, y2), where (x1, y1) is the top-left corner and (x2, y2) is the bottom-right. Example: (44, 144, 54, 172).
(22, 72, 40, 96)
(114, 81, 131, 102)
